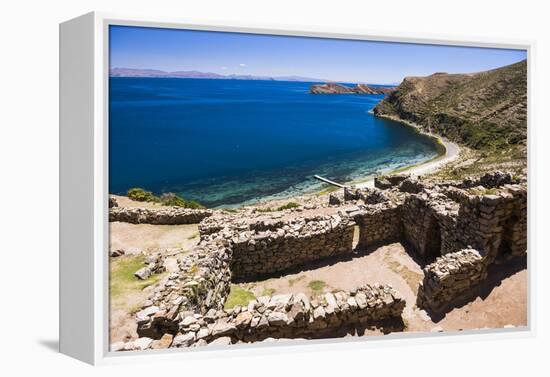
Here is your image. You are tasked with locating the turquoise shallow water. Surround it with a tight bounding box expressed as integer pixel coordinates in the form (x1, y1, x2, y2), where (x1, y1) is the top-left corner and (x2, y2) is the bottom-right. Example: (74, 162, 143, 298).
(109, 78, 440, 207)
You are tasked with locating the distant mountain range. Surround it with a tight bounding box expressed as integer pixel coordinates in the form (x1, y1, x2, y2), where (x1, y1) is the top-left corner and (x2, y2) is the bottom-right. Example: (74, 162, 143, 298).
(109, 68, 327, 83)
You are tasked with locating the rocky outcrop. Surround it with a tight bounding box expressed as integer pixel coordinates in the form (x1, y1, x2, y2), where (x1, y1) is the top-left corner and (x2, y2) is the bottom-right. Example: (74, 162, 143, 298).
(416, 249, 488, 312)
(310, 83, 356, 94)
(109, 206, 213, 225)
(353, 83, 395, 95)
(310, 82, 395, 95)
(373, 60, 527, 149)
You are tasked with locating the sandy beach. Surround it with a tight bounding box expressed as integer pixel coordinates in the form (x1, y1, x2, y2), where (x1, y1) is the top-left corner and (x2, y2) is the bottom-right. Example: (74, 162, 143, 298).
(353, 115, 461, 189)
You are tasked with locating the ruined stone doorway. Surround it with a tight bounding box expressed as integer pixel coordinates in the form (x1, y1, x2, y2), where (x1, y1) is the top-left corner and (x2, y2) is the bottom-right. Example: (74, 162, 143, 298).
(497, 215, 516, 260)
(425, 216, 442, 262)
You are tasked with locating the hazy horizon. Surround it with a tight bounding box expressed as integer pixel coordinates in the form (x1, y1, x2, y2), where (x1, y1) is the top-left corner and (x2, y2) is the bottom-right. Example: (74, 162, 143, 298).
(110, 25, 527, 85)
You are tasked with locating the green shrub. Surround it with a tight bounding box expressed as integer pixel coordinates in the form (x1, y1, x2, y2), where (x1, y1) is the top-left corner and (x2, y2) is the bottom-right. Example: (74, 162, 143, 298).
(277, 202, 300, 211)
(127, 188, 159, 202)
(256, 207, 274, 213)
(159, 192, 187, 207)
(159, 192, 205, 209)
(184, 200, 205, 209)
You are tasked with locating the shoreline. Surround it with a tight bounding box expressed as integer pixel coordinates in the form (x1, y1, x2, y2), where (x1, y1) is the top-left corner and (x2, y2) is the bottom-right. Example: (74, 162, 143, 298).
(240, 114, 461, 208)
(352, 114, 461, 189)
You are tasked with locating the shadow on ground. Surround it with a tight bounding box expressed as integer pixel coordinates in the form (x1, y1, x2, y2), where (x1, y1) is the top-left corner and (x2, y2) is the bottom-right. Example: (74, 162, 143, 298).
(426, 255, 527, 322)
(38, 339, 59, 352)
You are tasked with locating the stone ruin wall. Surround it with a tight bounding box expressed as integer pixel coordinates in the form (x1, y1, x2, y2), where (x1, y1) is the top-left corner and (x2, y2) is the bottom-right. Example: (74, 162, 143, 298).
(442, 185, 527, 264)
(228, 215, 355, 280)
(136, 240, 233, 339)
(171, 285, 405, 348)
(416, 249, 488, 313)
(113, 171, 527, 350)
(134, 213, 381, 342)
(352, 203, 402, 249)
(399, 177, 527, 312)
(366, 172, 527, 313)
(109, 206, 213, 225)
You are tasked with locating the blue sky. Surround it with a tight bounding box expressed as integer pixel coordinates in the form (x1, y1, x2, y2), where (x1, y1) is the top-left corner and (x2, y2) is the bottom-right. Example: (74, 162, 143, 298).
(110, 25, 527, 85)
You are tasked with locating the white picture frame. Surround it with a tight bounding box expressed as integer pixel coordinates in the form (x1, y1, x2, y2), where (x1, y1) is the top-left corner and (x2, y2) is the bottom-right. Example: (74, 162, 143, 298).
(59, 11, 535, 365)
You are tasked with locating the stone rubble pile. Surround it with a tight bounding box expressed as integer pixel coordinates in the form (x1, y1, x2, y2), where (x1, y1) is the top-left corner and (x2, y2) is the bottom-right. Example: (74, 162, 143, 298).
(344, 187, 389, 204)
(109, 206, 213, 225)
(136, 240, 233, 339)
(134, 253, 166, 280)
(458, 171, 516, 189)
(374, 174, 410, 190)
(109, 196, 118, 208)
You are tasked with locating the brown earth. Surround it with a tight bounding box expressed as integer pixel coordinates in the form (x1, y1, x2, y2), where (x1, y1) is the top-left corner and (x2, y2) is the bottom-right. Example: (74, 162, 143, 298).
(109, 222, 199, 254)
(241, 242, 527, 334)
(109, 222, 201, 343)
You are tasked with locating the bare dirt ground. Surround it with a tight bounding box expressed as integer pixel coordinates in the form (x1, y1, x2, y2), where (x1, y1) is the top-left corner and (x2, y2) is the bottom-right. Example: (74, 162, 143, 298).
(109, 222, 201, 343)
(109, 222, 199, 254)
(108, 217, 526, 344)
(241, 242, 527, 334)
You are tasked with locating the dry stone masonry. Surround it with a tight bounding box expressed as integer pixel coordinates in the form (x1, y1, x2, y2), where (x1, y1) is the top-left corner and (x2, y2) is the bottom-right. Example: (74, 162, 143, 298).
(109, 206, 213, 225)
(172, 285, 405, 347)
(111, 171, 526, 351)
(416, 249, 488, 312)
(227, 215, 355, 280)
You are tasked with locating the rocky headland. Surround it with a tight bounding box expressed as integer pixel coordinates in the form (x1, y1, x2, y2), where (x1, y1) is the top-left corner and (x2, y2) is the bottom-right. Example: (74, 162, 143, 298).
(310, 82, 395, 95)
(373, 60, 527, 179)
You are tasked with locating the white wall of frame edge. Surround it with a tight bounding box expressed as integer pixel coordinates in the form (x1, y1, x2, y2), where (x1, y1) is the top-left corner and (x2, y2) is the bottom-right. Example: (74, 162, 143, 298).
(59, 11, 536, 366)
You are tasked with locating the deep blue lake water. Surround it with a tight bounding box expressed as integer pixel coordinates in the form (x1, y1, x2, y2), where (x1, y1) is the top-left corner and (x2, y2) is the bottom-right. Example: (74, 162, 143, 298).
(109, 78, 440, 207)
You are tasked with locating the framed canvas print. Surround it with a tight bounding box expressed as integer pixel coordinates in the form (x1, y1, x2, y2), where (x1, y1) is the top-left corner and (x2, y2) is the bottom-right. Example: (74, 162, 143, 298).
(59, 12, 532, 365)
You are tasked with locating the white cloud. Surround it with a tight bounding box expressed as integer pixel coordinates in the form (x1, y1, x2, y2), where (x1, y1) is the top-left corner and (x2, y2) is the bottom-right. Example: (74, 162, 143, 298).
(220, 66, 227, 70)
(239, 63, 247, 67)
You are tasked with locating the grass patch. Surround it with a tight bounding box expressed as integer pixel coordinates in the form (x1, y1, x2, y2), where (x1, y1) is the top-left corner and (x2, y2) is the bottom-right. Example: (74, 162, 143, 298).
(288, 275, 306, 287)
(110, 254, 165, 302)
(308, 280, 326, 293)
(256, 207, 274, 213)
(261, 288, 276, 296)
(466, 187, 499, 196)
(276, 202, 300, 211)
(224, 285, 256, 309)
(316, 185, 339, 196)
